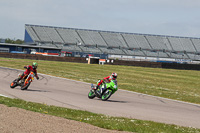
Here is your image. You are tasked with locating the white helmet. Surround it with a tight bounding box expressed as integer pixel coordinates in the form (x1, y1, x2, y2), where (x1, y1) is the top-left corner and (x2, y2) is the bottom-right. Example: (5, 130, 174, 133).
(111, 72, 117, 80)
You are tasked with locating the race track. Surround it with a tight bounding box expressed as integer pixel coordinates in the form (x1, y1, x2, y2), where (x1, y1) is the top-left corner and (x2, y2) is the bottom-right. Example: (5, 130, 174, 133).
(0, 67, 200, 128)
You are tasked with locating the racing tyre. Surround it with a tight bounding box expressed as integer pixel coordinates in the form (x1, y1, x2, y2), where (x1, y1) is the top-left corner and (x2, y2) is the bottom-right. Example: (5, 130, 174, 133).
(10, 79, 18, 88)
(21, 82, 31, 90)
(88, 90, 96, 99)
(101, 89, 112, 101)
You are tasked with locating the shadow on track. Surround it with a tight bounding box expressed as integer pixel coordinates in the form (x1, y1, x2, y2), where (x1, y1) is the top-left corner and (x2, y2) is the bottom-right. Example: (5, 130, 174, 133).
(106, 99, 128, 103)
(93, 98, 128, 103)
(26, 89, 50, 92)
(10, 87, 50, 92)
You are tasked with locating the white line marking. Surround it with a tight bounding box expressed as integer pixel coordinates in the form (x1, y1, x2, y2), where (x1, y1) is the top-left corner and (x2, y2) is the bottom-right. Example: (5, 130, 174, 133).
(1, 66, 200, 107)
(0, 94, 9, 98)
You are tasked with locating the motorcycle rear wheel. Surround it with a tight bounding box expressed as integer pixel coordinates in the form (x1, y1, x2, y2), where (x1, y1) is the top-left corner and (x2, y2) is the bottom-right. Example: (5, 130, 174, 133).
(21, 82, 31, 90)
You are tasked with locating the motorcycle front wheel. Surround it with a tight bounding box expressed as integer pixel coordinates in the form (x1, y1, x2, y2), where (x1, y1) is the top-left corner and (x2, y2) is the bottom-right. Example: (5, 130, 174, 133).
(101, 89, 112, 101)
(88, 90, 96, 99)
(10, 79, 18, 88)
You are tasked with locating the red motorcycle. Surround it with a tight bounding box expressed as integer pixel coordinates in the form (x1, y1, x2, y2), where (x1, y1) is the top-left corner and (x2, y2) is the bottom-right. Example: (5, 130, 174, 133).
(10, 72, 35, 90)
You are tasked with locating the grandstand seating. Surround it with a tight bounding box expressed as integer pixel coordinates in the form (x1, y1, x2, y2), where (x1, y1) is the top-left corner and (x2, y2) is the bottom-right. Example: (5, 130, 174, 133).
(56, 28, 83, 44)
(25, 24, 200, 61)
(79, 46, 101, 53)
(98, 47, 125, 55)
(62, 44, 82, 52)
(179, 38, 196, 53)
(145, 36, 168, 50)
(170, 52, 189, 59)
(77, 30, 108, 47)
(43, 27, 64, 43)
(121, 34, 141, 49)
(145, 50, 169, 58)
(25, 25, 40, 42)
(161, 37, 173, 51)
(168, 37, 184, 52)
(133, 35, 152, 50)
(191, 38, 200, 52)
(187, 53, 200, 60)
(32, 26, 52, 42)
(123, 49, 145, 56)
(99, 32, 128, 48)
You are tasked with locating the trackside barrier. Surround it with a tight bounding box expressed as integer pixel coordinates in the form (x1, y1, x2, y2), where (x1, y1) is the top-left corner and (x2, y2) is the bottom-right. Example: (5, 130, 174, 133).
(0, 52, 200, 70)
(0, 52, 87, 63)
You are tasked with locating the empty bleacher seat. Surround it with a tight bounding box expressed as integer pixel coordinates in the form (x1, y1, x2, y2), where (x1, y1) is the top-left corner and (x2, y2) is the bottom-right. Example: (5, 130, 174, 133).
(121, 34, 141, 49)
(145, 36, 168, 50)
(25, 25, 40, 42)
(179, 38, 196, 53)
(133, 34, 152, 50)
(170, 52, 189, 59)
(62, 45, 82, 52)
(191, 38, 200, 52)
(187, 53, 198, 60)
(123, 49, 145, 56)
(168, 37, 184, 52)
(43, 27, 64, 43)
(144, 50, 169, 58)
(32, 26, 52, 42)
(79, 46, 101, 53)
(77, 30, 108, 47)
(100, 32, 128, 48)
(56, 28, 83, 44)
(99, 47, 125, 55)
(161, 37, 173, 51)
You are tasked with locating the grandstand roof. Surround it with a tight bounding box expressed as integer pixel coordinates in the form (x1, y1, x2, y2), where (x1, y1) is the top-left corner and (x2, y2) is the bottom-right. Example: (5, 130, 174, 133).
(25, 24, 200, 39)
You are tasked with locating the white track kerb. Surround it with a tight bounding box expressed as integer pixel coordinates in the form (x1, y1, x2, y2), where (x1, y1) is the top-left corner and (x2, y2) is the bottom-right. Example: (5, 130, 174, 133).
(1, 66, 200, 107)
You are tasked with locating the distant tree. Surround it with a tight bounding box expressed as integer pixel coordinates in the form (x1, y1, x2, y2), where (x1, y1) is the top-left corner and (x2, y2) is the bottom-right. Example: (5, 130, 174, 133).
(15, 39, 24, 44)
(5, 38, 14, 44)
(5, 38, 24, 44)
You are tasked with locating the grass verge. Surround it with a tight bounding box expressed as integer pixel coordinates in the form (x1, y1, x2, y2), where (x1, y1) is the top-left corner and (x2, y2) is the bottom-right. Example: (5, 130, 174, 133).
(0, 57, 200, 104)
(0, 96, 199, 133)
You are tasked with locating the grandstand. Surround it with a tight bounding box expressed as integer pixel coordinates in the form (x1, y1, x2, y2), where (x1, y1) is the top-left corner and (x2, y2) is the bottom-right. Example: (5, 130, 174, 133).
(24, 24, 200, 62)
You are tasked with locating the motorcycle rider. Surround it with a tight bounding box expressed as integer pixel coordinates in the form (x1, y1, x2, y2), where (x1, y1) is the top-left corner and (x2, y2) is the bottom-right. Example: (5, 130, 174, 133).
(95, 72, 117, 90)
(17, 62, 39, 82)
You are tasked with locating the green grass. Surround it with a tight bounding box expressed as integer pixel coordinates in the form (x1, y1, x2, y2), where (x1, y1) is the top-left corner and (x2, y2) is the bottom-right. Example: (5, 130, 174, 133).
(0, 57, 200, 132)
(1, 96, 199, 133)
(0, 57, 200, 104)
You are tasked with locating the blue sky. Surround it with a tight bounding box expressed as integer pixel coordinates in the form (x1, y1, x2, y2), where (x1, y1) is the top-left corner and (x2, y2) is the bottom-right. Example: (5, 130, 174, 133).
(1, 0, 200, 40)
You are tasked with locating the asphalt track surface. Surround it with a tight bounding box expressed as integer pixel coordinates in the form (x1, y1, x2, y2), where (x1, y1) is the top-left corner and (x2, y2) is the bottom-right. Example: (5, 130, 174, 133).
(0, 67, 200, 128)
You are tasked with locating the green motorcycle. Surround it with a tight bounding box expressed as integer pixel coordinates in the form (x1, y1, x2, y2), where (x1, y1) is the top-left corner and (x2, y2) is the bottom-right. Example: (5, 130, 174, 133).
(88, 79, 118, 101)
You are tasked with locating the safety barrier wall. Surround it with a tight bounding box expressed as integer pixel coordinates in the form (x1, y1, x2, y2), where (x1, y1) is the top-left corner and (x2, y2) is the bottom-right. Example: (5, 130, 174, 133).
(0, 53, 88, 63)
(0, 53, 200, 70)
(107, 60, 200, 70)
(107, 60, 162, 68)
(161, 63, 200, 70)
